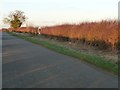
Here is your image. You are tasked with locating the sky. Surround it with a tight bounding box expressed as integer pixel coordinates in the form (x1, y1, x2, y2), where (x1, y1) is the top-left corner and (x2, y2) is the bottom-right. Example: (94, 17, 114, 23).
(0, 0, 119, 28)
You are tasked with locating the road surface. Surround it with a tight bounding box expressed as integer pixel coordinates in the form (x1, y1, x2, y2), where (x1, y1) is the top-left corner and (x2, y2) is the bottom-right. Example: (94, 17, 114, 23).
(2, 32, 118, 88)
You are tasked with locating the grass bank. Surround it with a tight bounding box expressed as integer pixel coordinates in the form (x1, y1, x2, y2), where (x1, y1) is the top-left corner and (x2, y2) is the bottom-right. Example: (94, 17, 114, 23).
(7, 32, 119, 75)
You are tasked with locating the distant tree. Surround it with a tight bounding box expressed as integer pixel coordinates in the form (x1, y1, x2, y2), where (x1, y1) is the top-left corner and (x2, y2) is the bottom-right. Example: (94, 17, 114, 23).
(3, 10, 27, 28)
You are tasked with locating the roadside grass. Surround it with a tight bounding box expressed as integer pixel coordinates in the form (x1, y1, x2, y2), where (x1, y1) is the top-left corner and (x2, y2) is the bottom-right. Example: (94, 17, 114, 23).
(7, 32, 119, 75)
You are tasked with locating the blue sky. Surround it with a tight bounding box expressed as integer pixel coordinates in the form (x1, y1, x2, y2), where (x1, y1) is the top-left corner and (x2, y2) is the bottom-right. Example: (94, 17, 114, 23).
(0, 0, 119, 28)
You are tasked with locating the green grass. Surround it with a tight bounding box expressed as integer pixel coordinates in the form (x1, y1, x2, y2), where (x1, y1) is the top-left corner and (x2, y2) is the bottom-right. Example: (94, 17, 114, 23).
(7, 32, 119, 75)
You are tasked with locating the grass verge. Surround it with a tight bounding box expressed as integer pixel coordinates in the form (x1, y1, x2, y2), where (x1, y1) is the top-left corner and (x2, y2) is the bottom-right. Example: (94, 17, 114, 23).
(7, 32, 119, 75)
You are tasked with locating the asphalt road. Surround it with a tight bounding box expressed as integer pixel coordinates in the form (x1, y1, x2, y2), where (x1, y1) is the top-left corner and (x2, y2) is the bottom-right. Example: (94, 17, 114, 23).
(2, 32, 118, 88)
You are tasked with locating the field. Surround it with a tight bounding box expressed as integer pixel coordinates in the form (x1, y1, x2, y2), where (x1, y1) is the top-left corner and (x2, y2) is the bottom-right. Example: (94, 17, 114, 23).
(3, 20, 118, 51)
(41, 20, 118, 50)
